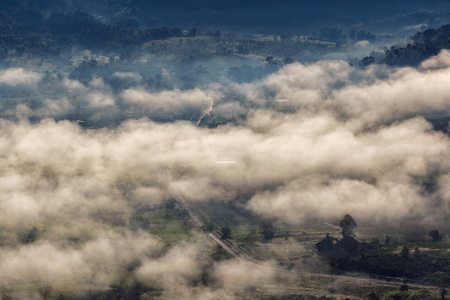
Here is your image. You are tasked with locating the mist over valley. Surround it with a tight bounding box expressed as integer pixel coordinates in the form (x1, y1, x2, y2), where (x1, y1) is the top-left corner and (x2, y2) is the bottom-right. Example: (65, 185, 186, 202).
(1, 1, 450, 299)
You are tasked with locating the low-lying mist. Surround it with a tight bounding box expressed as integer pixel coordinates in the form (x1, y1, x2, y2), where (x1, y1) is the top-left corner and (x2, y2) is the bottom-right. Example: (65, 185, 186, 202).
(1, 49, 450, 296)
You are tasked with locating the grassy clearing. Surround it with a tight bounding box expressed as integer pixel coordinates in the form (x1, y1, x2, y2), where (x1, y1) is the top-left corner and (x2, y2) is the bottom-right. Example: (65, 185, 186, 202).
(230, 225, 259, 240)
(145, 210, 174, 224)
(148, 224, 194, 245)
(145, 209, 194, 245)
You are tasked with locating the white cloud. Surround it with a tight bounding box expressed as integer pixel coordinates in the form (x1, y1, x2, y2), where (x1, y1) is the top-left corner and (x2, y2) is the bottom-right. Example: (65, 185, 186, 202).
(420, 49, 450, 69)
(0, 68, 42, 86)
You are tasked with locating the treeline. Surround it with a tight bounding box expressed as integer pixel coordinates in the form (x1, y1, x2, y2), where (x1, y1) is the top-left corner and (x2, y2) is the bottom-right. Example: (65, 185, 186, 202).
(360, 24, 450, 67)
(47, 11, 186, 48)
(311, 27, 377, 43)
(329, 241, 450, 284)
(0, 8, 192, 60)
(316, 216, 450, 286)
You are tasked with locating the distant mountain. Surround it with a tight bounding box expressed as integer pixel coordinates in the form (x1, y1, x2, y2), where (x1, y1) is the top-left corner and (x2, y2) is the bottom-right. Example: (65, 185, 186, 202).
(351, 9, 448, 34)
(1, 0, 449, 34)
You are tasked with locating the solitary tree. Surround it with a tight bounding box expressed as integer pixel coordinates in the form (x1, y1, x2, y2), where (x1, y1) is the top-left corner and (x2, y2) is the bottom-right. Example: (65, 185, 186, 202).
(260, 219, 275, 240)
(401, 246, 410, 259)
(368, 293, 380, 300)
(329, 257, 337, 282)
(221, 226, 231, 239)
(265, 56, 274, 64)
(25, 226, 39, 244)
(188, 28, 197, 37)
(429, 230, 442, 242)
(212, 31, 221, 40)
(283, 57, 295, 64)
(339, 214, 357, 238)
(37, 282, 52, 300)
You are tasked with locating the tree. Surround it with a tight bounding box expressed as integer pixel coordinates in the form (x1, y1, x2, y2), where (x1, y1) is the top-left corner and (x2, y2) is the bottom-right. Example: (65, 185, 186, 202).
(25, 226, 39, 244)
(284, 231, 290, 240)
(187, 28, 197, 37)
(280, 34, 292, 42)
(400, 246, 410, 259)
(368, 293, 380, 300)
(329, 257, 337, 282)
(116, 16, 140, 29)
(429, 230, 442, 242)
(359, 242, 369, 258)
(212, 31, 221, 40)
(319, 27, 344, 40)
(283, 57, 294, 64)
(340, 235, 359, 256)
(201, 221, 215, 232)
(413, 247, 421, 257)
(339, 214, 357, 238)
(359, 56, 375, 67)
(259, 219, 275, 240)
(265, 56, 274, 64)
(221, 226, 231, 239)
(316, 233, 336, 254)
(349, 30, 376, 42)
(37, 282, 52, 300)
